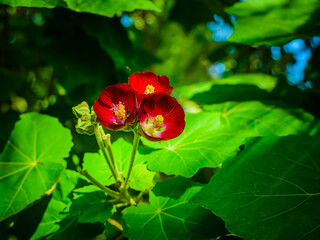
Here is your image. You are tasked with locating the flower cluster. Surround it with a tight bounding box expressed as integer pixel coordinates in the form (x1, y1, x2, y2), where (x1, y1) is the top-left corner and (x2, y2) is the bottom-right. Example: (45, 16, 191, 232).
(93, 72, 185, 141)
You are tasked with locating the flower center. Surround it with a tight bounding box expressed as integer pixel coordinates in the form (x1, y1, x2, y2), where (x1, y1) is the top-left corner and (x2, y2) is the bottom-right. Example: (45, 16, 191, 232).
(141, 115, 166, 138)
(144, 84, 155, 94)
(112, 102, 126, 121)
(153, 115, 164, 128)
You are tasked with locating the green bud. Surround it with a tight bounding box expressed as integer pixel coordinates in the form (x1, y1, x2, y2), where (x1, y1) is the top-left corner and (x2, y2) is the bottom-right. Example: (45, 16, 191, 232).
(72, 101, 96, 136)
(75, 118, 95, 135)
(72, 101, 90, 118)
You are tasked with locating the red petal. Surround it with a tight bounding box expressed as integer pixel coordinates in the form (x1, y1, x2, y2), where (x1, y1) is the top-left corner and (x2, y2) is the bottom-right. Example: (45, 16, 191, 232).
(128, 72, 173, 104)
(128, 72, 158, 94)
(93, 83, 138, 130)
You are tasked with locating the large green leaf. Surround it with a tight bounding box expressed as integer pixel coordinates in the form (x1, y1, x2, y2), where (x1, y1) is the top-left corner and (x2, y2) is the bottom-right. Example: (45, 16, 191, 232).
(192, 134, 320, 240)
(31, 169, 80, 240)
(83, 138, 155, 191)
(63, 0, 160, 17)
(227, 0, 320, 46)
(0, 113, 73, 221)
(122, 177, 227, 240)
(141, 112, 248, 178)
(70, 191, 114, 223)
(0, 0, 60, 8)
(142, 103, 313, 178)
(204, 101, 314, 136)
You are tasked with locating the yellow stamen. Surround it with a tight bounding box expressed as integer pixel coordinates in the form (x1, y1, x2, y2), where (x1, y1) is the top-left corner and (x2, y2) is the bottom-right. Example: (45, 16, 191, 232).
(144, 84, 155, 94)
(113, 102, 126, 121)
(153, 115, 164, 128)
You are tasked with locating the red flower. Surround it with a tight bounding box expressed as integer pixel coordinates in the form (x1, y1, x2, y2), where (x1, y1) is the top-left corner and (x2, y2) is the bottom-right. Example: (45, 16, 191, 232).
(128, 72, 173, 104)
(139, 94, 185, 141)
(93, 83, 138, 130)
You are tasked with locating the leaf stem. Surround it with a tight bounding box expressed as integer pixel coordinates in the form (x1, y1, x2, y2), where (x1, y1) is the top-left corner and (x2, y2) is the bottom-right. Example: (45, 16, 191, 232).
(94, 124, 118, 182)
(80, 170, 120, 198)
(121, 131, 140, 192)
(136, 191, 145, 203)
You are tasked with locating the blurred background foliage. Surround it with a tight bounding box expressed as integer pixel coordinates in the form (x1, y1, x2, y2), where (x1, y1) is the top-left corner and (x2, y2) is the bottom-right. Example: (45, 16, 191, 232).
(0, 0, 320, 239)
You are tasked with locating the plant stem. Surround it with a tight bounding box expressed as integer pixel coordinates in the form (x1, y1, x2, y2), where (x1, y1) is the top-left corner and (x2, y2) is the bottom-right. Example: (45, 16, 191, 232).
(136, 191, 145, 203)
(80, 170, 120, 198)
(107, 218, 123, 231)
(94, 124, 118, 181)
(121, 131, 140, 192)
(99, 126, 122, 182)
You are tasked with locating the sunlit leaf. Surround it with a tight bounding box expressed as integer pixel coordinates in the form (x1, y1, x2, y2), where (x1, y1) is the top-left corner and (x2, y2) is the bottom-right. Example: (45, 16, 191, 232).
(142, 112, 245, 177)
(0, 0, 160, 17)
(0, 113, 73, 221)
(204, 101, 314, 136)
(122, 177, 227, 240)
(0, 0, 60, 8)
(83, 138, 155, 191)
(227, 0, 320, 46)
(63, 0, 160, 18)
(192, 134, 320, 240)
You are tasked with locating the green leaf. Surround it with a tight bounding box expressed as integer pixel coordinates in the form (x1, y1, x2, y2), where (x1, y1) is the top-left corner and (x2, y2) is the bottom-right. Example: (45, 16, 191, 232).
(83, 138, 155, 191)
(0, 0, 60, 8)
(0, 113, 73, 221)
(227, 0, 320, 46)
(31, 170, 80, 240)
(70, 191, 114, 223)
(142, 112, 245, 178)
(192, 134, 320, 240)
(143, 102, 313, 178)
(176, 73, 278, 99)
(0, 0, 160, 17)
(73, 185, 101, 194)
(204, 101, 314, 136)
(63, 0, 160, 18)
(122, 177, 227, 240)
(129, 164, 155, 191)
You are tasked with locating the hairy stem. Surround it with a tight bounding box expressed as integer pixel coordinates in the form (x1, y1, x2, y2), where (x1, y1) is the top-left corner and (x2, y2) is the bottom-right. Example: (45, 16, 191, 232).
(99, 126, 122, 182)
(121, 131, 140, 192)
(94, 124, 118, 181)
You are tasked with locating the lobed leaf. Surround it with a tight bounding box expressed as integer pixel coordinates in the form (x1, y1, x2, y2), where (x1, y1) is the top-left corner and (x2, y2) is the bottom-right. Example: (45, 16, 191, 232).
(0, 113, 73, 221)
(122, 177, 227, 240)
(192, 134, 320, 240)
(142, 103, 314, 178)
